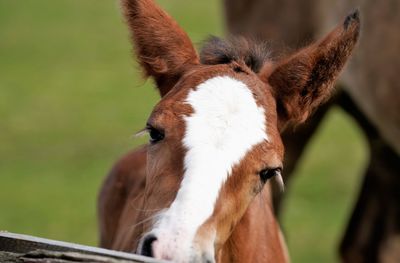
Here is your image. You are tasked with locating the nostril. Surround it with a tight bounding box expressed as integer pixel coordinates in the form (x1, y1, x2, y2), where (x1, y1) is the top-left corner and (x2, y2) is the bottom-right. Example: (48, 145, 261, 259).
(140, 234, 157, 257)
(204, 255, 215, 263)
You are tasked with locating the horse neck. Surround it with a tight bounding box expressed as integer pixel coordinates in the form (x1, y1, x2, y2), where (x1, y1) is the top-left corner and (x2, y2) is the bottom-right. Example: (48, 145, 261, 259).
(219, 185, 289, 263)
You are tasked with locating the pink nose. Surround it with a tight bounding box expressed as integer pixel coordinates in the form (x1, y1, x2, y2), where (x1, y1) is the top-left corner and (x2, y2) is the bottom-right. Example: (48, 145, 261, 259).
(140, 234, 157, 257)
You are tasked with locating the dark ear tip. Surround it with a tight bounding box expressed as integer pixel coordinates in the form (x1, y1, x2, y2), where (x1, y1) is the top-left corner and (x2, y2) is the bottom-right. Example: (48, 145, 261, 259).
(344, 9, 360, 29)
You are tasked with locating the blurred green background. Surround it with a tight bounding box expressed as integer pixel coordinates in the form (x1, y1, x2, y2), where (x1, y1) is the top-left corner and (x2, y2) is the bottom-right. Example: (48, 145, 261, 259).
(0, 0, 367, 262)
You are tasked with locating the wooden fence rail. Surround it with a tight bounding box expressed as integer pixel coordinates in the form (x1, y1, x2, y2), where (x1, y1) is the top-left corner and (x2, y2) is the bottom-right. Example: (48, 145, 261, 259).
(0, 232, 167, 263)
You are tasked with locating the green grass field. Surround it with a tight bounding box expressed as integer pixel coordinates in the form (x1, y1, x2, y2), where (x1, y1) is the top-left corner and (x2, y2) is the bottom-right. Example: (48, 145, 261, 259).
(0, 1, 367, 262)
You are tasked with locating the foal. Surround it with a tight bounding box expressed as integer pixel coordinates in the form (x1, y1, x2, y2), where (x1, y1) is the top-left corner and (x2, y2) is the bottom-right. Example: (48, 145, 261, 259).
(98, 0, 360, 262)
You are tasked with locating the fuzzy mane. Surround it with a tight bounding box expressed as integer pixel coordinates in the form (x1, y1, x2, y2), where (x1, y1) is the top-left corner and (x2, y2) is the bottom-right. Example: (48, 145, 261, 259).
(200, 36, 271, 73)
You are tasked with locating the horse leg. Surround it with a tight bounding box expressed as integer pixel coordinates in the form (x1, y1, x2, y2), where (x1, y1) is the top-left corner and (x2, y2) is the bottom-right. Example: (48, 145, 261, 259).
(338, 91, 400, 263)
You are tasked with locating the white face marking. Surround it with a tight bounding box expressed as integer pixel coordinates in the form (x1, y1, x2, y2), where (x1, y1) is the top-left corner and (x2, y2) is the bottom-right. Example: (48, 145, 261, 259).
(148, 76, 268, 261)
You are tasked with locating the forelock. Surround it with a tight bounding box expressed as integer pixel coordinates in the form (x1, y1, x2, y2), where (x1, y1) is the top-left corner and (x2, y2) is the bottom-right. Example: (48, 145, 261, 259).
(200, 36, 271, 73)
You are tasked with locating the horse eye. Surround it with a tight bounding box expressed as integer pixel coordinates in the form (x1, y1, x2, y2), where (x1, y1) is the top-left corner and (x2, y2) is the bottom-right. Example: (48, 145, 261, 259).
(147, 126, 164, 144)
(259, 168, 282, 184)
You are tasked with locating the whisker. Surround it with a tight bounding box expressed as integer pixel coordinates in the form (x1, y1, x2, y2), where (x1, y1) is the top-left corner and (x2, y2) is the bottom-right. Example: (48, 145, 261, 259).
(128, 213, 161, 231)
(131, 127, 148, 139)
(127, 193, 145, 210)
(133, 207, 165, 213)
(126, 194, 165, 213)
(274, 172, 285, 192)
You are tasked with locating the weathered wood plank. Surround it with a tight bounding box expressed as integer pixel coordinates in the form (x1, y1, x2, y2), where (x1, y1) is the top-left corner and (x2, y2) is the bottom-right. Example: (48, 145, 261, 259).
(0, 250, 134, 263)
(0, 232, 166, 263)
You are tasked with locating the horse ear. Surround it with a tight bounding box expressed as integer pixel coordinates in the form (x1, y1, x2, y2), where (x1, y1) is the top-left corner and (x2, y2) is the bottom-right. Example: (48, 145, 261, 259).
(262, 11, 360, 129)
(121, 0, 199, 97)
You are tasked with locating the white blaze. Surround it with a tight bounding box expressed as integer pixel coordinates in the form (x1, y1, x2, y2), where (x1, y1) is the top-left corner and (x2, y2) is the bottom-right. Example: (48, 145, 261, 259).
(150, 76, 268, 260)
